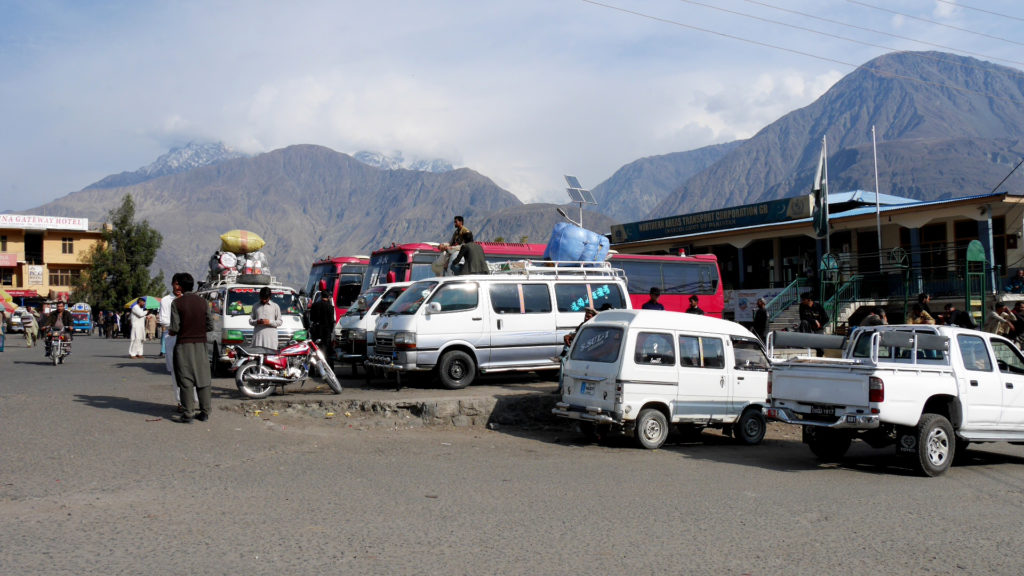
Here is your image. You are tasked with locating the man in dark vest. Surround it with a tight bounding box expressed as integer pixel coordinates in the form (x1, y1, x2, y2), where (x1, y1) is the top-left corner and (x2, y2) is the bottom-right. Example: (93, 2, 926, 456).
(169, 272, 213, 423)
(452, 231, 490, 275)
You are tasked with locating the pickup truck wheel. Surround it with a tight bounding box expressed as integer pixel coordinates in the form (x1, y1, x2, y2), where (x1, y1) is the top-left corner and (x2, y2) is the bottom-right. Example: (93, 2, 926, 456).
(807, 428, 851, 461)
(736, 408, 766, 445)
(438, 350, 475, 390)
(635, 408, 669, 450)
(914, 414, 954, 477)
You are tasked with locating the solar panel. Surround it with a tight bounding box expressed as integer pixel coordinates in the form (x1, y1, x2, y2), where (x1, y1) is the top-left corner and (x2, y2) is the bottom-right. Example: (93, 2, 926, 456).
(564, 175, 583, 189)
(580, 189, 597, 204)
(566, 187, 586, 203)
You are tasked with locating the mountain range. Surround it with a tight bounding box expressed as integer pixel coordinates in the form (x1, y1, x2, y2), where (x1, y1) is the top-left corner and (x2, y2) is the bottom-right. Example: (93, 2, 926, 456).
(24, 51, 1024, 288)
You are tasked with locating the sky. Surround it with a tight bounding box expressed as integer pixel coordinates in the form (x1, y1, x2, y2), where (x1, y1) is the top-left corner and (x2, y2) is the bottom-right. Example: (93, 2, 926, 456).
(2, 0, 1023, 211)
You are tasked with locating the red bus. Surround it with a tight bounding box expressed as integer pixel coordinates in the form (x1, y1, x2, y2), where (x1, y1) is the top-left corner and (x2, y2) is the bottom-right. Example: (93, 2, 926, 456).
(607, 253, 723, 317)
(362, 243, 724, 317)
(305, 256, 370, 320)
(360, 242, 545, 292)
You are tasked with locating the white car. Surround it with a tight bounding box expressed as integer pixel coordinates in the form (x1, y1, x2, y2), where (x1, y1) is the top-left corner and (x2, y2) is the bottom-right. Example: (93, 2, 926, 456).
(7, 307, 27, 333)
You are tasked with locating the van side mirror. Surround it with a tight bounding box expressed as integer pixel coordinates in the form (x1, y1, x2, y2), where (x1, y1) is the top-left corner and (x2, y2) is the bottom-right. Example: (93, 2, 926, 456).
(426, 302, 442, 314)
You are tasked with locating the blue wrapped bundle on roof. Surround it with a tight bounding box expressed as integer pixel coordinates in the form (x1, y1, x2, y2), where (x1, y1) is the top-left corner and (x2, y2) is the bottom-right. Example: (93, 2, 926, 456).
(543, 222, 610, 262)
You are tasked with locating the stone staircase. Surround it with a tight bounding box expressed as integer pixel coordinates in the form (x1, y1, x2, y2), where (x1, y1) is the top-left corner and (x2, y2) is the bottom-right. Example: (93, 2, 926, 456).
(769, 299, 880, 336)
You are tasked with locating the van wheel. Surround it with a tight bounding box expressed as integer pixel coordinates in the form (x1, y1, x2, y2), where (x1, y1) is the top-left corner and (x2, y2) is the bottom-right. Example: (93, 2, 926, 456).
(807, 428, 851, 461)
(438, 350, 475, 389)
(914, 414, 954, 477)
(736, 408, 766, 445)
(635, 409, 669, 450)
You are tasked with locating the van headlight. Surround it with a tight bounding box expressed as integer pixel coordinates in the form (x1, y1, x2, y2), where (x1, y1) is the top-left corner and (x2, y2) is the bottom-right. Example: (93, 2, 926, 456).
(394, 331, 416, 350)
(350, 328, 367, 342)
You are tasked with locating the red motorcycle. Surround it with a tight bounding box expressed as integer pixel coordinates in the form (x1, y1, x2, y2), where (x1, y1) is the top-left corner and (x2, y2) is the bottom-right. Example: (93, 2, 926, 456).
(230, 338, 342, 399)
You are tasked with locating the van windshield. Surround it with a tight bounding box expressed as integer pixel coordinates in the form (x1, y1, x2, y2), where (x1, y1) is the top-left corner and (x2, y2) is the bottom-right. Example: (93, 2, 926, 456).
(385, 280, 438, 315)
(344, 286, 387, 317)
(227, 288, 300, 316)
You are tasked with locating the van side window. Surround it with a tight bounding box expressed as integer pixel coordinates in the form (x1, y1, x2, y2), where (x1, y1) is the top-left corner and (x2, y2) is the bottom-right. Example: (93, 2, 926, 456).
(732, 338, 768, 371)
(489, 284, 520, 314)
(703, 338, 725, 368)
(429, 283, 478, 312)
(678, 335, 725, 369)
(634, 332, 675, 365)
(522, 284, 552, 313)
(554, 283, 626, 312)
(957, 334, 992, 372)
(490, 284, 552, 314)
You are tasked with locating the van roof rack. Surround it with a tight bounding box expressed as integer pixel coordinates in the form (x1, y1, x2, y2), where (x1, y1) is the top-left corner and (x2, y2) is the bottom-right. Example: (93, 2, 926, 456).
(487, 260, 626, 280)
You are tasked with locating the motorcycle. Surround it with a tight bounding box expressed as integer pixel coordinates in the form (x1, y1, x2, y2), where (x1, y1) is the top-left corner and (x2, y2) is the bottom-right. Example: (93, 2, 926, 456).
(45, 329, 71, 366)
(230, 338, 342, 399)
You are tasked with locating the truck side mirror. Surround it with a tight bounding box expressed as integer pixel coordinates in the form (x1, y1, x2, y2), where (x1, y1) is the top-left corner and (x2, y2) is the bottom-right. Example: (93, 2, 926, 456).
(426, 302, 442, 314)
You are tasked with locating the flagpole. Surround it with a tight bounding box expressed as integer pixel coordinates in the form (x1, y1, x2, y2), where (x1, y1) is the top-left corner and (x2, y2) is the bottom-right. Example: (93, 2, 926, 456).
(823, 136, 830, 255)
(873, 126, 883, 270)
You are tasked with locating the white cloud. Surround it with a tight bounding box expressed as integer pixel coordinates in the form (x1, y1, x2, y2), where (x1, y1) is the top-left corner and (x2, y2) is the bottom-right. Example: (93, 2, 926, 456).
(0, 0, 1020, 209)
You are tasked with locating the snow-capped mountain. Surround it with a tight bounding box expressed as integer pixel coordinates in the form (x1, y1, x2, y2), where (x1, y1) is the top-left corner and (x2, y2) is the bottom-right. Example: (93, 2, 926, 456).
(354, 151, 453, 173)
(85, 141, 247, 189)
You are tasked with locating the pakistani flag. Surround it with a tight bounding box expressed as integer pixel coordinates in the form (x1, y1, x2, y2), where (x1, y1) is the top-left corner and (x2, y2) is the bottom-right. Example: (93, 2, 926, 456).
(811, 138, 829, 239)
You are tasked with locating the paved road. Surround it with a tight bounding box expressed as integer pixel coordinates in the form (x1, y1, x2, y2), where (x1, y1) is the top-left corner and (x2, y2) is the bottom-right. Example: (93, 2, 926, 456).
(3, 334, 1024, 575)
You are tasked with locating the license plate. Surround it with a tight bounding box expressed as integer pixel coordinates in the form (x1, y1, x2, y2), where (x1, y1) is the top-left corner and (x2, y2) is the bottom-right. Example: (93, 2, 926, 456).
(580, 381, 595, 395)
(810, 405, 835, 417)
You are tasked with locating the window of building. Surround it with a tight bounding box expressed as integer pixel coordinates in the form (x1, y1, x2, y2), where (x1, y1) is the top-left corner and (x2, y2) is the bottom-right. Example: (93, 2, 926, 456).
(1, 235, 6, 251)
(0, 269, 12, 286)
(62, 237, 74, 254)
(48, 268, 81, 286)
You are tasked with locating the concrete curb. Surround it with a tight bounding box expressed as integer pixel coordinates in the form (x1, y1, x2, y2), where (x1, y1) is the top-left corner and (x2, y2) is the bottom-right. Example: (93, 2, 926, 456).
(230, 391, 561, 428)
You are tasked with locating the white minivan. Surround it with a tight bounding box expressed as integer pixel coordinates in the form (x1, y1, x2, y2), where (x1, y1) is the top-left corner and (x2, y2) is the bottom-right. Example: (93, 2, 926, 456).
(333, 281, 412, 374)
(366, 262, 631, 389)
(553, 309, 770, 449)
(197, 279, 306, 376)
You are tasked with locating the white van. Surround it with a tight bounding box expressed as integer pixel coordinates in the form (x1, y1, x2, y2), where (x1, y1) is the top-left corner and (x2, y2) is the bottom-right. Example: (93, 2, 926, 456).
(197, 279, 306, 375)
(366, 262, 631, 389)
(552, 309, 770, 449)
(333, 281, 412, 374)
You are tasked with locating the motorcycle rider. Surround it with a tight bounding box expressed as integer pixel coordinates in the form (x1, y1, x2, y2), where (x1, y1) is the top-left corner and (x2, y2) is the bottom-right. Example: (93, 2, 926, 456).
(41, 300, 74, 357)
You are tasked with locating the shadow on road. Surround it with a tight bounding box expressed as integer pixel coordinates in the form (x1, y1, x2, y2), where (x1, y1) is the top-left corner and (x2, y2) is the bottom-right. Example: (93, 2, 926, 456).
(74, 394, 175, 418)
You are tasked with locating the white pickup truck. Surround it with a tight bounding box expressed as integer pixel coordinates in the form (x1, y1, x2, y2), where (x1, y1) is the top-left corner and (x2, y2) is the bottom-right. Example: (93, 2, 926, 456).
(765, 325, 1024, 476)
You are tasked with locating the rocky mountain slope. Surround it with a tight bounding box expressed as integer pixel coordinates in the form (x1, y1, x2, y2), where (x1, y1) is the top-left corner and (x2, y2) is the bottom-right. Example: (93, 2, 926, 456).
(651, 51, 1024, 217)
(33, 145, 525, 286)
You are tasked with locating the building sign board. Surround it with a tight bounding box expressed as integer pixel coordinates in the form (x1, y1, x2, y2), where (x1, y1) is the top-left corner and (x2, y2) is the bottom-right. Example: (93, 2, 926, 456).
(0, 254, 17, 267)
(0, 214, 89, 231)
(28, 265, 43, 285)
(610, 195, 812, 244)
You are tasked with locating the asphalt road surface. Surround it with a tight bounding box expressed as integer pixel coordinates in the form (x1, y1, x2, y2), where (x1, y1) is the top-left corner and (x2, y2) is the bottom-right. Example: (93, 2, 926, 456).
(3, 334, 1024, 575)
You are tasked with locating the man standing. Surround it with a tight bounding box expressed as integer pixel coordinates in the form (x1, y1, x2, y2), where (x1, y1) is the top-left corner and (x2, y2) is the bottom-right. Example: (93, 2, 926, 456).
(23, 309, 38, 348)
(798, 292, 828, 333)
(641, 287, 664, 310)
(752, 297, 768, 342)
(451, 231, 489, 275)
(128, 299, 147, 358)
(169, 273, 213, 423)
(986, 301, 1016, 336)
(249, 286, 282, 348)
(309, 288, 335, 346)
(685, 295, 705, 315)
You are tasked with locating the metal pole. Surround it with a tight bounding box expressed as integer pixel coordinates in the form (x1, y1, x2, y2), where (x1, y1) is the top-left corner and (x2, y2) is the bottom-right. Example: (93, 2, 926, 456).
(823, 136, 831, 255)
(873, 126, 883, 270)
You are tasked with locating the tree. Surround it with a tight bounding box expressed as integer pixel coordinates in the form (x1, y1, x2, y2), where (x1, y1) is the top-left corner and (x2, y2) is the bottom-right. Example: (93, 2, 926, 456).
(73, 194, 165, 310)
